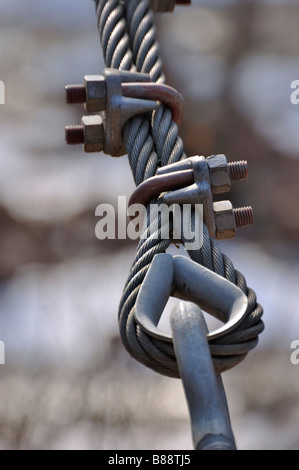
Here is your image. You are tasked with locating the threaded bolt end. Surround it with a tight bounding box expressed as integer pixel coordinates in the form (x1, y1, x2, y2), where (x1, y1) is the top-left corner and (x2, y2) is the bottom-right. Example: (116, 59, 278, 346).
(234, 206, 254, 228)
(228, 161, 248, 181)
(65, 125, 84, 145)
(65, 85, 86, 104)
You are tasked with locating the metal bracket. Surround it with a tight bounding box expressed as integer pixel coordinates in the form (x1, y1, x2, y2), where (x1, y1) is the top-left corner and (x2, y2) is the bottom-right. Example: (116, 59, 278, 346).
(134, 253, 248, 342)
(65, 69, 185, 157)
(158, 156, 217, 238)
(66, 69, 157, 157)
(103, 69, 158, 156)
(129, 155, 252, 239)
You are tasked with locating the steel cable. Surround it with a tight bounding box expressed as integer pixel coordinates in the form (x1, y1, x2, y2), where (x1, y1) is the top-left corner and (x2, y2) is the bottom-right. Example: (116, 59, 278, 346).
(94, 0, 264, 377)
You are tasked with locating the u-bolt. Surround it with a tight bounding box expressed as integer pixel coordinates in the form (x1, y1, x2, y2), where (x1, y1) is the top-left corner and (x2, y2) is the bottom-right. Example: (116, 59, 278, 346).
(65, 76, 185, 126)
(65, 70, 185, 156)
(129, 161, 248, 208)
(120, 82, 185, 126)
(128, 158, 253, 238)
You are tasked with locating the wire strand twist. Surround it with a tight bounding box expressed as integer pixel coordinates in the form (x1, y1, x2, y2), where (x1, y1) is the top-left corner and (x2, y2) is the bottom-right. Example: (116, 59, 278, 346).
(94, 0, 264, 377)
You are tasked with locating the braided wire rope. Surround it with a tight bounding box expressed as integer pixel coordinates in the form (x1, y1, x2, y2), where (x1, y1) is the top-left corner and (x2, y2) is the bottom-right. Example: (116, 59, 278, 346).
(94, 0, 264, 378)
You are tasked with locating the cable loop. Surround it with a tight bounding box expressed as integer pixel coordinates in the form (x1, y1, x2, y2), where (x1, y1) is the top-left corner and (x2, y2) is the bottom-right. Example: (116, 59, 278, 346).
(93, 0, 263, 376)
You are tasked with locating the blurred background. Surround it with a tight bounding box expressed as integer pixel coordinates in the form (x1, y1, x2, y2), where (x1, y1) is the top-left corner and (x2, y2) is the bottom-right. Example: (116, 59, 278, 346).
(0, 0, 298, 450)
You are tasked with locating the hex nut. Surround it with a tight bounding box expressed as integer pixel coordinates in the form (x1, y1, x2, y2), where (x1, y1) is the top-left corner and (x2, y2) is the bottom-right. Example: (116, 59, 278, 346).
(213, 200, 236, 240)
(206, 154, 231, 195)
(81, 115, 104, 153)
(84, 75, 106, 113)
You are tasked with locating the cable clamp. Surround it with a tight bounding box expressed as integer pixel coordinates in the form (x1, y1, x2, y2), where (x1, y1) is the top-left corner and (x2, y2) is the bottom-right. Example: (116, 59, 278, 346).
(129, 155, 253, 239)
(65, 69, 185, 157)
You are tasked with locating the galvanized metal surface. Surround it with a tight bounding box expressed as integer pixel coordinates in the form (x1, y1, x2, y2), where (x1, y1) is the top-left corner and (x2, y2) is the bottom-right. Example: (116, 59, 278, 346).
(134, 253, 248, 342)
(170, 302, 236, 450)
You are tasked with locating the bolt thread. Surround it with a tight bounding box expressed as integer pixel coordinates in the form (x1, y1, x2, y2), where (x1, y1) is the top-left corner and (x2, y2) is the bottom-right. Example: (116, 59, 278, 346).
(234, 206, 254, 228)
(65, 84, 86, 104)
(65, 125, 84, 145)
(228, 161, 248, 181)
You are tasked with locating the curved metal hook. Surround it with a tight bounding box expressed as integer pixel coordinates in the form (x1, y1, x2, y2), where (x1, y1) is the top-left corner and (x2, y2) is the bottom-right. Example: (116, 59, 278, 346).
(134, 253, 248, 342)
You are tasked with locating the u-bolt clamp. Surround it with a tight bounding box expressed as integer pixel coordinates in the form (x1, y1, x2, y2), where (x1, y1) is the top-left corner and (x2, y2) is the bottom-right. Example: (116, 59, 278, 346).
(129, 155, 253, 240)
(65, 69, 185, 157)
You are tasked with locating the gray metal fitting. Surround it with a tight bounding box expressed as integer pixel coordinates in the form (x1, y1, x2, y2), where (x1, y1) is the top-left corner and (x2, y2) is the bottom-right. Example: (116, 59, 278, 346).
(206, 155, 248, 194)
(157, 156, 216, 237)
(66, 68, 186, 156)
(81, 115, 104, 153)
(214, 200, 236, 240)
(84, 75, 106, 113)
(134, 253, 248, 343)
(150, 0, 191, 12)
(65, 76, 106, 113)
(155, 155, 252, 239)
(170, 302, 236, 450)
(206, 154, 231, 195)
(103, 69, 158, 156)
(65, 115, 104, 153)
(128, 154, 252, 239)
(66, 69, 158, 157)
(214, 200, 254, 240)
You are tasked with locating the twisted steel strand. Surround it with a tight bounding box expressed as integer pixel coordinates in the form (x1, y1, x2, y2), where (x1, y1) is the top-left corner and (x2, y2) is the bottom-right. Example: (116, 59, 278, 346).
(93, 0, 264, 376)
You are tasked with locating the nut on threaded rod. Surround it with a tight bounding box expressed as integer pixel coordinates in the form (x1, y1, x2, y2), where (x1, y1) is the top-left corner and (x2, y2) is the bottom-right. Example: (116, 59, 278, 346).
(65, 125, 84, 145)
(214, 201, 253, 239)
(65, 85, 86, 104)
(228, 161, 248, 181)
(234, 206, 254, 228)
(65, 116, 104, 152)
